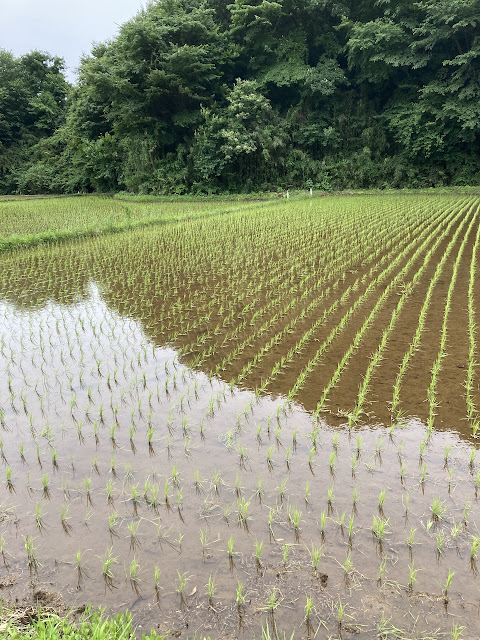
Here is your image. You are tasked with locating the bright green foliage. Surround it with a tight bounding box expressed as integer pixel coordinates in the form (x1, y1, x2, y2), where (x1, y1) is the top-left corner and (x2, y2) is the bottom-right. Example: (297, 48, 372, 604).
(192, 79, 286, 189)
(1, 606, 165, 639)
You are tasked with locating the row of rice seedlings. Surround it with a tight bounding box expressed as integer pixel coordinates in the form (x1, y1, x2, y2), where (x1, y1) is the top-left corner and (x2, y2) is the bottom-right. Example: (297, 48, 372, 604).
(349, 199, 474, 425)
(202, 196, 418, 374)
(390, 199, 478, 422)
(311, 201, 466, 417)
(12, 487, 474, 584)
(466, 215, 480, 434)
(286, 200, 463, 403)
(426, 203, 479, 431)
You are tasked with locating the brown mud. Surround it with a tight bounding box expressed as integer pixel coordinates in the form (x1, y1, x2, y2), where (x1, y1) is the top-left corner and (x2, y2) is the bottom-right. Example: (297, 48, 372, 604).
(1, 195, 480, 638)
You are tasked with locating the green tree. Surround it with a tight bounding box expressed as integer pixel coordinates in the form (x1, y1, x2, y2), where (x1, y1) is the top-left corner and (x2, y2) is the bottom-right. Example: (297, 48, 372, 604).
(3, 0, 480, 194)
(67, 0, 225, 192)
(192, 78, 286, 190)
(0, 50, 69, 192)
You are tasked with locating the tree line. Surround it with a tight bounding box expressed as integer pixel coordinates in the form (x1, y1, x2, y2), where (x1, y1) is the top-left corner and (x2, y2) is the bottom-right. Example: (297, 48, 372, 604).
(1, 0, 479, 194)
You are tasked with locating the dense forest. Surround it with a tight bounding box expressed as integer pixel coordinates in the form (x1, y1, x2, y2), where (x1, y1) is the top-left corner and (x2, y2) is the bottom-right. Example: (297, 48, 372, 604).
(1, 0, 479, 194)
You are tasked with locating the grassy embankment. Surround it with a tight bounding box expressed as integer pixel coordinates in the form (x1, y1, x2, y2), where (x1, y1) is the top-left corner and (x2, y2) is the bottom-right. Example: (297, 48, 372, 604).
(0, 195, 265, 252)
(3, 188, 478, 253)
(0, 606, 167, 639)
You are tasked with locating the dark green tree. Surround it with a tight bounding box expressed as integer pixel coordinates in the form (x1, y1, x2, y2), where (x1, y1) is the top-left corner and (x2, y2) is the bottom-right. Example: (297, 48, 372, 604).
(0, 50, 69, 192)
(191, 78, 287, 190)
(2, 0, 480, 193)
(67, 0, 226, 192)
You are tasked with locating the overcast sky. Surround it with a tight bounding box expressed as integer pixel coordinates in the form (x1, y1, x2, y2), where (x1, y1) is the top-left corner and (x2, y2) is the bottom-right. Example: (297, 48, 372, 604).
(0, 0, 147, 82)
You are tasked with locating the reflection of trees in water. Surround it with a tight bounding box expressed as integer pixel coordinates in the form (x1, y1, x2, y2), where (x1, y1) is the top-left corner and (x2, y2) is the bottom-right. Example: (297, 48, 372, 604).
(1, 197, 477, 439)
(0, 244, 91, 309)
(0, 218, 299, 404)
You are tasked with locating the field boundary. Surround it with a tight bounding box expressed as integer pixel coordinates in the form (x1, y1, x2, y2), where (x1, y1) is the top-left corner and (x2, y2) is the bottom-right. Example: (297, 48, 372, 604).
(0, 200, 277, 254)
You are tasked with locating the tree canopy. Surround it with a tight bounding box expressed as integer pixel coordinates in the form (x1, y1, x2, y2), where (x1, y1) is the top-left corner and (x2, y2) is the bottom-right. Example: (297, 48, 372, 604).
(2, 0, 479, 193)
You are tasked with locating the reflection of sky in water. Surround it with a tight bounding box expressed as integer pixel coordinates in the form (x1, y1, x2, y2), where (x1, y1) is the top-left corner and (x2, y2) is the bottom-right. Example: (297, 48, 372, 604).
(0, 267, 479, 638)
(1, 195, 477, 443)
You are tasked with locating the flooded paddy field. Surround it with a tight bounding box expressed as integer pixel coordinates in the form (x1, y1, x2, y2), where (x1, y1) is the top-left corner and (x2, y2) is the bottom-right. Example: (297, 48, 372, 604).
(1, 194, 480, 638)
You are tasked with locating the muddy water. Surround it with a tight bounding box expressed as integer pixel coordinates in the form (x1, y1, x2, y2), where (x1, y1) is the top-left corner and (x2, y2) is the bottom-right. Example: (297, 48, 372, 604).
(1, 196, 480, 638)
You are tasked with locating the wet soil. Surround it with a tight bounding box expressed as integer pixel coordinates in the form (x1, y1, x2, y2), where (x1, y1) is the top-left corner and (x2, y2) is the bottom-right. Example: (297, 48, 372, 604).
(1, 194, 480, 639)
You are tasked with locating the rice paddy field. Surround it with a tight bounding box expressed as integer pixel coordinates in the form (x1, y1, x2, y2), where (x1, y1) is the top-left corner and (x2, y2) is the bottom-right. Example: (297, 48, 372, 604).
(1, 192, 480, 639)
(0, 195, 253, 250)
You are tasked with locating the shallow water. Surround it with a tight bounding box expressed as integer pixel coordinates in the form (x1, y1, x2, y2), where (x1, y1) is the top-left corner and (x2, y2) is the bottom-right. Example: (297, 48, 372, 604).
(1, 196, 480, 638)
